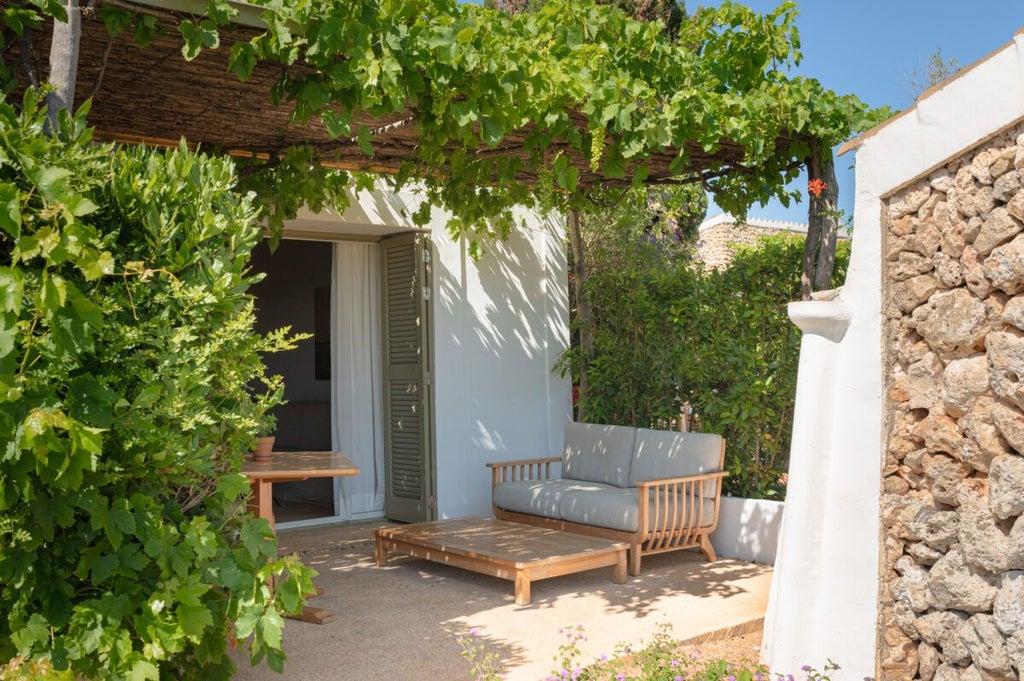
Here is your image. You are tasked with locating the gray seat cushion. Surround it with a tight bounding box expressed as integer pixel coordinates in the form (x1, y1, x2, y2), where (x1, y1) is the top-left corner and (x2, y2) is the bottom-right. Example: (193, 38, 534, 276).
(630, 429, 723, 495)
(561, 423, 636, 488)
(558, 487, 717, 533)
(492, 479, 614, 518)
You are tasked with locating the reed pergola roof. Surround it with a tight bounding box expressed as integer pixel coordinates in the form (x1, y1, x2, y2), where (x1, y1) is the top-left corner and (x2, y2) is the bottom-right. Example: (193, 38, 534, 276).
(15, 0, 797, 186)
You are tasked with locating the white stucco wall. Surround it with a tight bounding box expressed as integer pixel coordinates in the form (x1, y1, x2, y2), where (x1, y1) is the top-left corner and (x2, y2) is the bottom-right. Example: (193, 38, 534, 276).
(289, 189, 571, 521)
(430, 208, 572, 518)
(710, 497, 784, 565)
(762, 30, 1024, 680)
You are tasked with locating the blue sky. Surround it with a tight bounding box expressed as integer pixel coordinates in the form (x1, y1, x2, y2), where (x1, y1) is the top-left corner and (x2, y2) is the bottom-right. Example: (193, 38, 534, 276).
(696, 1, 1024, 223)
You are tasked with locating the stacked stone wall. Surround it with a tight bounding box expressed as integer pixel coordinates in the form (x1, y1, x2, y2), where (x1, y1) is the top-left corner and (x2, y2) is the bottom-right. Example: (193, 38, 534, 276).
(697, 224, 792, 270)
(881, 123, 1024, 681)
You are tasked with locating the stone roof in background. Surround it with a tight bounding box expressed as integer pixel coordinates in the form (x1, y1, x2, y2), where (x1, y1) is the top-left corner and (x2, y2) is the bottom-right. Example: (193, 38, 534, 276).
(695, 213, 810, 271)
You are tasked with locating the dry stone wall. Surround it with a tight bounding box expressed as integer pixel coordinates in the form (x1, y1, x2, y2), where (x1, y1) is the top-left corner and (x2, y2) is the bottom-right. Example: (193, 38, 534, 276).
(882, 122, 1024, 681)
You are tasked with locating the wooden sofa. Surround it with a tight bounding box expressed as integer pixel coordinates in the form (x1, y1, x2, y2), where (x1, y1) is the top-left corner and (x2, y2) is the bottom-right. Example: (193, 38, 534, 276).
(486, 423, 727, 576)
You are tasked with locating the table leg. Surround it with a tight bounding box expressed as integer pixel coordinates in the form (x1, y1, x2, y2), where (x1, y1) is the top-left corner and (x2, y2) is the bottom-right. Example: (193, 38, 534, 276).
(249, 478, 275, 528)
(374, 536, 388, 566)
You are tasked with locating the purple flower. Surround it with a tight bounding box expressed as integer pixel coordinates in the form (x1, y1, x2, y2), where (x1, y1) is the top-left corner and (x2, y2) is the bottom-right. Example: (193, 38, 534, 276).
(802, 666, 812, 673)
(469, 627, 480, 636)
(671, 660, 680, 667)
(727, 675, 736, 681)
(617, 675, 627, 681)
(600, 654, 608, 661)
(788, 674, 796, 681)
(675, 676, 684, 681)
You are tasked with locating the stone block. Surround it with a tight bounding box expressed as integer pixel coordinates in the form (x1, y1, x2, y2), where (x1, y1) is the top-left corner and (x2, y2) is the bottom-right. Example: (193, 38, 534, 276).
(993, 571, 1024, 636)
(958, 614, 1015, 680)
(988, 332, 1024, 410)
(984, 233, 1024, 294)
(913, 289, 990, 360)
(943, 356, 992, 418)
(926, 546, 998, 613)
(988, 455, 1024, 519)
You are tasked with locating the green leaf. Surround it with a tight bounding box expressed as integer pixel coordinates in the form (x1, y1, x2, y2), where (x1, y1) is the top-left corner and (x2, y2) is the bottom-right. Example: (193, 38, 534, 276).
(256, 609, 284, 650)
(321, 110, 352, 139)
(91, 553, 120, 584)
(0, 183, 21, 237)
(11, 613, 49, 654)
(127, 660, 159, 681)
(179, 20, 218, 60)
(68, 375, 119, 428)
(28, 166, 71, 203)
(175, 580, 211, 607)
(480, 116, 503, 145)
(0, 267, 24, 314)
(229, 41, 257, 82)
(356, 124, 375, 157)
(553, 155, 578, 191)
(177, 603, 214, 639)
(240, 518, 277, 560)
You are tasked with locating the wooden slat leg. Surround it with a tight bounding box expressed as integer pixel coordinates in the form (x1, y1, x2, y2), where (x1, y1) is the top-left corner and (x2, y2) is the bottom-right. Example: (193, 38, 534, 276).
(612, 550, 627, 584)
(628, 545, 642, 576)
(374, 537, 388, 566)
(699, 534, 717, 562)
(514, 569, 531, 605)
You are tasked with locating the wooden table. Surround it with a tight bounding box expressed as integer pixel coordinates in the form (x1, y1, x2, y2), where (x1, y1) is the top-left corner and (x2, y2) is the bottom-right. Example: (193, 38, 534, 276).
(242, 450, 360, 529)
(374, 517, 628, 605)
(242, 451, 360, 624)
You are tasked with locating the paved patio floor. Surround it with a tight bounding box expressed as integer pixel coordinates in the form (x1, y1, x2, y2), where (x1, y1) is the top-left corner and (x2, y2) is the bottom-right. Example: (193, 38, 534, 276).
(231, 521, 772, 681)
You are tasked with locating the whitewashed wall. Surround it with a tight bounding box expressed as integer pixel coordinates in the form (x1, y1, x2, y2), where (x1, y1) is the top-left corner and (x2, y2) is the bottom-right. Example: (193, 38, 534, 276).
(762, 31, 1024, 681)
(293, 189, 571, 520)
(429, 208, 572, 518)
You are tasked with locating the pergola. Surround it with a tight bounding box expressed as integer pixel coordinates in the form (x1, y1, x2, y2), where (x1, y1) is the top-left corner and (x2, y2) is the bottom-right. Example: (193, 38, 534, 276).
(17, 0, 788, 185)
(12, 0, 840, 296)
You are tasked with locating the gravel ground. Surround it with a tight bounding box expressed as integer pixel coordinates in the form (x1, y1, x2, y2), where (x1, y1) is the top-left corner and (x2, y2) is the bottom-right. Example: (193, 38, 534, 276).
(679, 628, 764, 669)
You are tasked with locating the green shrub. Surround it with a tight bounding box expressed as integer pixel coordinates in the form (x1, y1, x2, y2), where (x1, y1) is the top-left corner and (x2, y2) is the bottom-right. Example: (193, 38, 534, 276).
(0, 96, 313, 679)
(561, 231, 849, 500)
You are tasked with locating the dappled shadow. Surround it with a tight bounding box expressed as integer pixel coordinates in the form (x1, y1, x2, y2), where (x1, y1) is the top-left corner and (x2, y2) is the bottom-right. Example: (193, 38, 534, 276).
(232, 539, 771, 681)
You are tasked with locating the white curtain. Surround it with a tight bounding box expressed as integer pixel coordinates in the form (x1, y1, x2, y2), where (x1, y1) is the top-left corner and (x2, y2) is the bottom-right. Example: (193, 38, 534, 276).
(331, 242, 385, 520)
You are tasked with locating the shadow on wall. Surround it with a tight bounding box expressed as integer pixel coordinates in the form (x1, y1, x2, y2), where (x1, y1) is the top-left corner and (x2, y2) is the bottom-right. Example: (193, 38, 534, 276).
(710, 496, 784, 565)
(436, 213, 568, 436)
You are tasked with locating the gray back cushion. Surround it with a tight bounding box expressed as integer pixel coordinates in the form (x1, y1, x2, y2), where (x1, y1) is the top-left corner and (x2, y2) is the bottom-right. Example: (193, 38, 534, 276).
(561, 423, 636, 488)
(629, 429, 723, 492)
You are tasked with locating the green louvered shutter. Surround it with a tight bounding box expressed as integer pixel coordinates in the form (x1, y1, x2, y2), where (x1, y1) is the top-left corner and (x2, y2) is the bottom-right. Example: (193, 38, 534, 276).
(381, 233, 435, 522)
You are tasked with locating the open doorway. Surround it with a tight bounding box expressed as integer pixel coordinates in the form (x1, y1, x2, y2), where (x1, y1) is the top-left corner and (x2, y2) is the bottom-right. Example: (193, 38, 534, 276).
(250, 239, 336, 523)
(249, 231, 434, 527)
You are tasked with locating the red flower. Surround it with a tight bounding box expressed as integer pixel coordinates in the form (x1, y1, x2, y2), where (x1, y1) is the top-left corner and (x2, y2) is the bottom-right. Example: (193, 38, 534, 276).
(808, 178, 828, 197)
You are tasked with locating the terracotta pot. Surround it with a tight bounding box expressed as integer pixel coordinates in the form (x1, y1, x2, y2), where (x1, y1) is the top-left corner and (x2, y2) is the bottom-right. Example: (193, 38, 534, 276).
(252, 436, 276, 462)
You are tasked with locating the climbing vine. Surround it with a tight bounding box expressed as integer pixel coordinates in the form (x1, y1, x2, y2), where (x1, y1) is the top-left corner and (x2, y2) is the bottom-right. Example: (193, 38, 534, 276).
(4, 0, 889, 242)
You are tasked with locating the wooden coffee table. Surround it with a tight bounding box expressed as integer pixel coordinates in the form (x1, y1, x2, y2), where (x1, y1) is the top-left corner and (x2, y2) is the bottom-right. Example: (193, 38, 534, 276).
(373, 517, 628, 605)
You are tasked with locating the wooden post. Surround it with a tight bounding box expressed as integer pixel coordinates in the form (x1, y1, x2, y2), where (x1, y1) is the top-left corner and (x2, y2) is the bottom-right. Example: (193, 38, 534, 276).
(45, 0, 80, 134)
(803, 139, 840, 299)
(568, 209, 593, 420)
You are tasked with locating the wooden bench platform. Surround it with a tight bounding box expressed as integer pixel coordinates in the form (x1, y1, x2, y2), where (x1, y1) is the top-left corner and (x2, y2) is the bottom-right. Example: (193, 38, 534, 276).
(373, 517, 628, 605)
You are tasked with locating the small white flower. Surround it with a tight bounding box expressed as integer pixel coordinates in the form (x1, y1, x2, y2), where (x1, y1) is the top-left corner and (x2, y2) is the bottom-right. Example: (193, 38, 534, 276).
(151, 599, 165, 614)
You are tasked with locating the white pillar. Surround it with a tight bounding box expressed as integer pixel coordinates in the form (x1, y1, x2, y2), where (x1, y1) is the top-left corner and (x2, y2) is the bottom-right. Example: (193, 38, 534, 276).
(763, 299, 877, 678)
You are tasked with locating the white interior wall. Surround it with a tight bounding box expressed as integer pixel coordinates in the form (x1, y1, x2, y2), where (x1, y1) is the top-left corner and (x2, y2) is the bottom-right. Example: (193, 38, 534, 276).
(763, 31, 1024, 680)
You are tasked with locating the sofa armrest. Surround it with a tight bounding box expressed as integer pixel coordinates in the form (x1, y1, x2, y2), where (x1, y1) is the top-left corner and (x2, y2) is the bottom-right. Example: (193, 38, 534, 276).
(631, 471, 728, 488)
(633, 471, 728, 536)
(485, 457, 560, 488)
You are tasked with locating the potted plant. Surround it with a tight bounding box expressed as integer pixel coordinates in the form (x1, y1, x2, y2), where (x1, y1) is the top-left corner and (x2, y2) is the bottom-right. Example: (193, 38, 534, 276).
(252, 412, 277, 462)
